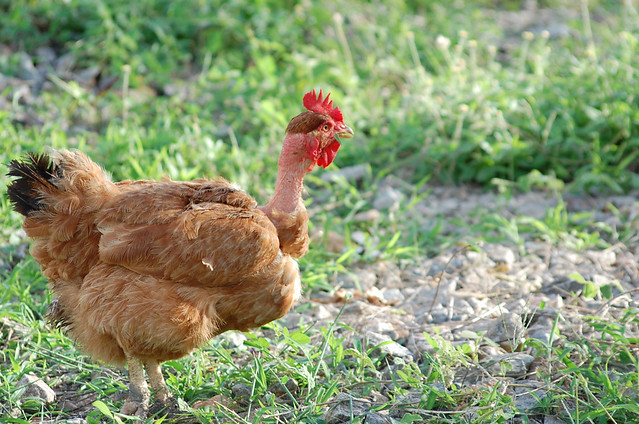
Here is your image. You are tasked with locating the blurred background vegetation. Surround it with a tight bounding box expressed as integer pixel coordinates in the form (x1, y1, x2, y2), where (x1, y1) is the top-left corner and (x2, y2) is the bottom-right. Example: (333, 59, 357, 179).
(1, 0, 637, 194)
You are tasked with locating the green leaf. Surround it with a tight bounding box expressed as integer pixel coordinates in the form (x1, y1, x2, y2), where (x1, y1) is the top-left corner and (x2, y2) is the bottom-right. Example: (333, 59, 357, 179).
(600, 284, 613, 300)
(289, 330, 311, 344)
(401, 413, 424, 423)
(244, 336, 270, 350)
(568, 272, 587, 284)
(92, 400, 114, 418)
(582, 282, 598, 299)
(461, 343, 474, 354)
(386, 232, 402, 250)
(336, 247, 356, 265)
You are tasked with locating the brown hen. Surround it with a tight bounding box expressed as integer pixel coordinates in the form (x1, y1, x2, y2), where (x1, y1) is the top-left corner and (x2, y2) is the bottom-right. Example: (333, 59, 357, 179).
(6, 90, 353, 417)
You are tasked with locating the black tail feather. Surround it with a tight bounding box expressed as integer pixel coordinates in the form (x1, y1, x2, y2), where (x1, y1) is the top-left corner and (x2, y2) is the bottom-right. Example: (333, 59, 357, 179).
(6, 152, 57, 216)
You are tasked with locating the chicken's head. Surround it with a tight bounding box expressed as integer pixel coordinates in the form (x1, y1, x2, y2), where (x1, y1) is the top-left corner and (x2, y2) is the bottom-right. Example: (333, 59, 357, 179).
(284, 89, 353, 171)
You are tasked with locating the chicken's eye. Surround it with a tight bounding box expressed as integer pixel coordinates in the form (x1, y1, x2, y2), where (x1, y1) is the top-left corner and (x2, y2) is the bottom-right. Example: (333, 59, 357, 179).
(322, 124, 330, 131)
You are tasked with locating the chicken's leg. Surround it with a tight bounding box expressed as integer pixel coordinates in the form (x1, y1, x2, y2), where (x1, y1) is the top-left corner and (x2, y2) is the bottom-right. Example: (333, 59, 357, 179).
(120, 355, 150, 417)
(144, 359, 172, 405)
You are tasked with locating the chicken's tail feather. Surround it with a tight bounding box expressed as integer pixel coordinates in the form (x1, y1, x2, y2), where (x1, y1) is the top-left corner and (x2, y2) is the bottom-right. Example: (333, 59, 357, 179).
(7, 152, 58, 216)
(47, 297, 70, 328)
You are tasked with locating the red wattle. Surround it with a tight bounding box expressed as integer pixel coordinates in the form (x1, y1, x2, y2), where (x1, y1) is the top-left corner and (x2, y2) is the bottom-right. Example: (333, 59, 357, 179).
(318, 140, 341, 168)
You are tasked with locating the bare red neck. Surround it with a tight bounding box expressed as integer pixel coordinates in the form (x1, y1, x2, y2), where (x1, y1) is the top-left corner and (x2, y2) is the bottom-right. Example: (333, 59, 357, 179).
(260, 133, 312, 216)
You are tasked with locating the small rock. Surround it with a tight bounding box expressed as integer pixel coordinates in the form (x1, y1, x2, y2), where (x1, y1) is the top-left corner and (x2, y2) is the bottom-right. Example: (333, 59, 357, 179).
(381, 288, 405, 305)
(19, 52, 38, 80)
(365, 286, 385, 304)
(483, 353, 534, 377)
(75, 66, 101, 86)
(325, 230, 345, 253)
(280, 312, 303, 329)
(407, 332, 437, 356)
(591, 274, 613, 287)
(413, 281, 457, 306)
(428, 250, 487, 275)
(365, 320, 397, 335)
(455, 299, 475, 316)
(465, 296, 488, 312)
(353, 209, 381, 223)
(527, 316, 556, 345)
(379, 174, 414, 191)
(311, 228, 345, 253)
(365, 411, 393, 423)
(366, 390, 390, 404)
(433, 197, 460, 215)
(513, 382, 547, 412)
(17, 374, 56, 404)
(321, 164, 369, 182)
(351, 230, 368, 245)
(221, 331, 248, 349)
(231, 382, 251, 399)
(373, 187, 401, 210)
(55, 52, 76, 75)
(428, 307, 450, 324)
(392, 389, 423, 405)
(527, 326, 553, 345)
(478, 345, 507, 358)
(34, 46, 57, 64)
(545, 416, 569, 424)
(541, 277, 583, 297)
(483, 244, 516, 266)
(365, 286, 404, 306)
(461, 269, 486, 288)
(342, 299, 378, 316)
(461, 312, 525, 350)
(324, 393, 369, 423)
(193, 394, 232, 409)
(268, 378, 299, 398)
(338, 269, 377, 290)
(315, 304, 335, 320)
(375, 261, 402, 288)
(366, 331, 413, 362)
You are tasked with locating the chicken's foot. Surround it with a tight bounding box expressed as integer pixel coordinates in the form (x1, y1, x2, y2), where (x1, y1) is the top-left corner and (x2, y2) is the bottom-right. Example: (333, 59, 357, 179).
(120, 355, 150, 417)
(145, 359, 172, 405)
(145, 359, 181, 417)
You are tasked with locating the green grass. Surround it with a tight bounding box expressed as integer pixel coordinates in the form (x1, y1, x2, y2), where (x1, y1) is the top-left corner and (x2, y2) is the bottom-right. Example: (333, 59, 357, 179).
(1, 0, 639, 422)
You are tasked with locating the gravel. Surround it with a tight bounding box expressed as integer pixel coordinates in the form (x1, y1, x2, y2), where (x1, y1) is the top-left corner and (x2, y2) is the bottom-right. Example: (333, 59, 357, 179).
(17, 374, 56, 404)
(300, 185, 638, 422)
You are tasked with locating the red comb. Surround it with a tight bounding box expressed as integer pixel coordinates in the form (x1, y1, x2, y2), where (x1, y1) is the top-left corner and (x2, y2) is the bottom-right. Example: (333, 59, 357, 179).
(303, 89, 343, 122)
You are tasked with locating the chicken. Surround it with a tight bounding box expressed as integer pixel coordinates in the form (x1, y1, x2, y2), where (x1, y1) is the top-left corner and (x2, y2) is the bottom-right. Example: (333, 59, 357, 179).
(6, 89, 353, 417)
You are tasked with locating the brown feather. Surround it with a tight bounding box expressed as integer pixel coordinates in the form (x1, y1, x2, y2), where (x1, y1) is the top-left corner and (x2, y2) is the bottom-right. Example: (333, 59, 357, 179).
(266, 199, 310, 258)
(285, 111, 329, 135)
(8, 149, 303, 366)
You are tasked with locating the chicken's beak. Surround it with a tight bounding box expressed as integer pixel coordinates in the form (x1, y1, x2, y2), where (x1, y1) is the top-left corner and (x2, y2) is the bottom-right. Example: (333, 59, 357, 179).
(336, 125, 354, 139)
